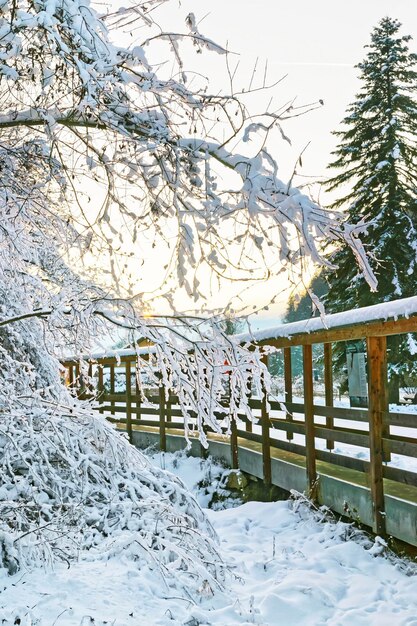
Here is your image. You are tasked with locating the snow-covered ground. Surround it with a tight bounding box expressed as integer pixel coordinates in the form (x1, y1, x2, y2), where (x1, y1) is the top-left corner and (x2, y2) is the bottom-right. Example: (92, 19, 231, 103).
(2, 451, 417, 626)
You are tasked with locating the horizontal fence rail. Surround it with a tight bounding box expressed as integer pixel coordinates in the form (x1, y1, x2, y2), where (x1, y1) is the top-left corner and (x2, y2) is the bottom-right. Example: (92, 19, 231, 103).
(62, 297, 417, 542)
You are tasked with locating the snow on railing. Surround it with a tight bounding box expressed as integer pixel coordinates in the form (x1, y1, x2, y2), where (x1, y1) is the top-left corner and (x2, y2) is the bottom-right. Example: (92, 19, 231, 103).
(236, 295, 417, 344)
(63, 344, 157, 363)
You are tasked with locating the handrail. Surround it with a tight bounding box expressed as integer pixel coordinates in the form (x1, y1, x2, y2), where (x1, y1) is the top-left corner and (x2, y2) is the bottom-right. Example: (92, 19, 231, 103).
(237, 295, 417, 347)
(61, 295, 417, 543)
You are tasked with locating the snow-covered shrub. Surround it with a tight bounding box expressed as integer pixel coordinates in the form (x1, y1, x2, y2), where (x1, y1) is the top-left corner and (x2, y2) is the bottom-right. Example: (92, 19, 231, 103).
(0, 405, 225, 597)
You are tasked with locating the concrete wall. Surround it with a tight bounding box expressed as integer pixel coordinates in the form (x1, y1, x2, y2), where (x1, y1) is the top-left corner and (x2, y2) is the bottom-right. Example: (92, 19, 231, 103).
(130, 429, 417, 547)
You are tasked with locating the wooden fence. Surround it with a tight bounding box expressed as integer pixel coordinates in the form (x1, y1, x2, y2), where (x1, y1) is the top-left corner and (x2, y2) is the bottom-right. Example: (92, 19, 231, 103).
(62, 298, 417, 540)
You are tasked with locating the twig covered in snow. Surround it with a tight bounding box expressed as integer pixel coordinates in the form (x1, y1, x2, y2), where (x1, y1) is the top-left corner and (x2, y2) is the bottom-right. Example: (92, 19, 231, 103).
(0, 0, 376, 303)
(0, 402, 226, 599)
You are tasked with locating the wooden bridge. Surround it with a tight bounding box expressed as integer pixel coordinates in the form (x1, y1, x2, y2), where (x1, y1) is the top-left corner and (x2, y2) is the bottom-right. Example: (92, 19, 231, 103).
(62, 296, 417, 547)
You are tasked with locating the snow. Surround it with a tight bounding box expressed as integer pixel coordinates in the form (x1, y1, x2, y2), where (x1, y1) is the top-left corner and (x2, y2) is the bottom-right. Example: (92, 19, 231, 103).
(237, 295, 417, 344)
(2, 451, 417, 625)
(64, 345, 157, 361)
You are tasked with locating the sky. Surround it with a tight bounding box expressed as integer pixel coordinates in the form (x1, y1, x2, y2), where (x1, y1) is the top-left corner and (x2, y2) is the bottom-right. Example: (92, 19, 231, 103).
(105, 0, 417, 331)
(149, 0, 417, 326)
(158, 0, 417, 196)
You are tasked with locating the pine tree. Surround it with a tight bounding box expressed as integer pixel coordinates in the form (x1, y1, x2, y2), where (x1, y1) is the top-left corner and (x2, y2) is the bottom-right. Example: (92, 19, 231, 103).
(324, 17, 417, 402)
(269, 271, 329, 380)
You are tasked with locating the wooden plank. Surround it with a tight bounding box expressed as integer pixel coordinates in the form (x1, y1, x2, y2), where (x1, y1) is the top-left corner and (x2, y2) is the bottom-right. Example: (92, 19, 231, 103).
(125, 361, 133, 443)
(272, 442, 371, 475)
(100, 405, 155, 415)
(236, 429, 263, 444)
(303, 344, 316, 493)
(230, 417, 239, 469)
(248, 398, 262, 409)
(284, 347, 293, 441)
(70, 354, 139, 366)
(261, 355, 271, 484)
(61, 314, 417, 360)
(324, 343, 334, 451)
(97, 365, 104, 414)
(268, 412, 369, 445)
(311, 405, 369, 422)
(367, 335, 386, 536)
(388, 411, 417, 428)
(385, 437, 417, 458)
(101, 392, 159, 403)
(268, 418, 306, 436)
(316, 449, 369, 474)
(159, 385, 166, 452)
(274, 401, 369, 423)
(270, 437, 310, 457)
(383, 465, 417, 488)
(128, 418, 177, 428)
(110, 365, 115, 416)
(314, 425, 369, 448)
(268, 418, 370, 448)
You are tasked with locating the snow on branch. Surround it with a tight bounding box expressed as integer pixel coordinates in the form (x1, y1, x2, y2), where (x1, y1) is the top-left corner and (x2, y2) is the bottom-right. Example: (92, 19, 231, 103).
(0, 0, 377, 299)
(0, 0, 380, 590)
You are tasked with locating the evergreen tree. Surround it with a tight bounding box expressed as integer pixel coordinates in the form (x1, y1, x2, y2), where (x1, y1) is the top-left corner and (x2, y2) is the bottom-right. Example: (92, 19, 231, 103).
(324, 17, 417, 401)
(285, 272, 329, 324)
(270, 271, 328, 379)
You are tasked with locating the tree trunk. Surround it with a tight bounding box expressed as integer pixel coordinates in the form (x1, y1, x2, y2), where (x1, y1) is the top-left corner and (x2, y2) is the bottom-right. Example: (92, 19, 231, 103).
(388, 372, 400, 404)
(387, 335, 401, 405)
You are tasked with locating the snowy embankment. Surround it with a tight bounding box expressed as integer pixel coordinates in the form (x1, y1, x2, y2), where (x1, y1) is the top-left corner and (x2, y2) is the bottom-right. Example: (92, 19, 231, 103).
(2, 451, 417, 626)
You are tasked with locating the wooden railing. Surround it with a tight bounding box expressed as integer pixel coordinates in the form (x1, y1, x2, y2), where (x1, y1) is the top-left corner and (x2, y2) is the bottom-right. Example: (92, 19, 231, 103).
(62, 296, 417, 539)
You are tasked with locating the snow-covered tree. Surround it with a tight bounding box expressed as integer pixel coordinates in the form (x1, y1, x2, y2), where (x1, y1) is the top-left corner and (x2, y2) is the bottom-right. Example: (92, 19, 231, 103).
(324, 17, 417, 401)
(0, 138, 233, 593)
(0, 0, 375, 298)
(0, 0, 377, 587)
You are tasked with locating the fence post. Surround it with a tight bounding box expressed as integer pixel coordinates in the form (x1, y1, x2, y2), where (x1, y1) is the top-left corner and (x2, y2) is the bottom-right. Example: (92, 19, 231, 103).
(87, 362, 93, 399)
(134, 361, 141, 424)
(97, 364, 104, 414)
(324, 343, 334, 451)
(200, 424, 210, 460)
(261, 355, 272, 485)
(284, 347, 293, 441)
(74, 362, 81, 399)
(166, 392, 172, 424)
(159, 385, 167, 452)
(230, 416, 239, 469)
(125, 360, 133, 443)
(367, 336, 387, 536)
(303, 344, 316, 495)
(68, 363, 74, 390)
(110, 364, 115, 416)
